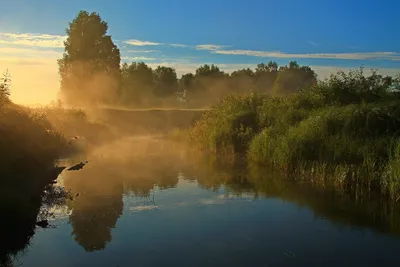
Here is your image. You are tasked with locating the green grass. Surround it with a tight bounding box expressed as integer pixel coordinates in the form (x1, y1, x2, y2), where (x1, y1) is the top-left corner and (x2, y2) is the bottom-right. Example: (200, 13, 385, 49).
(187, 68, 400, 200)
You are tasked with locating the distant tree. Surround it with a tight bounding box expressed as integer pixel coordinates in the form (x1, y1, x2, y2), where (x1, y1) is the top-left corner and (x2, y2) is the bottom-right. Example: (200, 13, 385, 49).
(194, 64, 227, 97)
(195, 64, 225, 78)
(254, 61, 279, 93)
(0, 71, 11, 107)
(153, 66, 179, 97)
(178, 73, 195, 104)
(272, 61, 317, 95)
(229, 68, 254, 94)
(58, 10, 121, 106)
(179, 73, 195, 92)
(120, 62, 154, 105)
(316, 68, 400, 105)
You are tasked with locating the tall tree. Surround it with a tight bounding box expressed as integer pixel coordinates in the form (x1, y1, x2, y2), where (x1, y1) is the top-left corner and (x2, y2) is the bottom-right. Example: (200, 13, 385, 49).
(58, 11, 121, 106)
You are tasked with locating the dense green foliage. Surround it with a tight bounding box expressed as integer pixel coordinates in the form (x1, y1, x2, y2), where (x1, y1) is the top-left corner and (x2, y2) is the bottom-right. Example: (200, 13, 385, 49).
(188, 68, 400, 200)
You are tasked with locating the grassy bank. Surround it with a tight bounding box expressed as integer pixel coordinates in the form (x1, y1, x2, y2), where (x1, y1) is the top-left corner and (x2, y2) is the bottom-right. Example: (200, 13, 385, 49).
(0, 101, 70, 265)
(186, 68, 400, 200)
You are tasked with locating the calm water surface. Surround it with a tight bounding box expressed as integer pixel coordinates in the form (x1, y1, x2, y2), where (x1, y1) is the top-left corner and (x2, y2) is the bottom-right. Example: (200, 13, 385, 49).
(11, 137, 400, 267)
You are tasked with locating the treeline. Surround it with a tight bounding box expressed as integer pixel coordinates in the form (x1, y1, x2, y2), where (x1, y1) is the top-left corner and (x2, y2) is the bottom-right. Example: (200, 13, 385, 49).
(120, 61, 317, 107)
(58, 11, 317, 108)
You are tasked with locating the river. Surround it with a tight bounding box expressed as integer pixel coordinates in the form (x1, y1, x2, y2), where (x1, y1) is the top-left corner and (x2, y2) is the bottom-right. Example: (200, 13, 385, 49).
(5, 137, 400, 267)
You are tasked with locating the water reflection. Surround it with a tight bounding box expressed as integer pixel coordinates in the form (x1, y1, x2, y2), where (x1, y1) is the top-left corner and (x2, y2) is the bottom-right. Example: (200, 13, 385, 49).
(60, 137, 185, 251)
(64, 168, 123, 252)
(59, 136, 400, 254)
(4, 137, 400, 266)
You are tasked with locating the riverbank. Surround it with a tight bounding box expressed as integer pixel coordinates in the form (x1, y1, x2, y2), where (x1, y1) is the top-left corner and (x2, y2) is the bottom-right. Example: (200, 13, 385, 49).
(0, 102, 100, 265)
(185, 68, 400, 200)
(0, 102, 67, 265)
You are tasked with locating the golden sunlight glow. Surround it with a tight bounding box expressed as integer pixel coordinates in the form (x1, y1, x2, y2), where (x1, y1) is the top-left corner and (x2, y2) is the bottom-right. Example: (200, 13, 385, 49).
(0, 58, 60, 106)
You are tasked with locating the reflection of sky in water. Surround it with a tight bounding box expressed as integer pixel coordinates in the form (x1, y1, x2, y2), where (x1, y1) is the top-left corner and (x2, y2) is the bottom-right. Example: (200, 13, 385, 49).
(14, 139, 400, 267)
(19, 175, 400, 267)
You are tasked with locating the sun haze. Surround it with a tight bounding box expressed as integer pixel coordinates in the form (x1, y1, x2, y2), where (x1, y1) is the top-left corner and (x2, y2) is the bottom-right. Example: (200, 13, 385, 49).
(1, 0, 400, 105)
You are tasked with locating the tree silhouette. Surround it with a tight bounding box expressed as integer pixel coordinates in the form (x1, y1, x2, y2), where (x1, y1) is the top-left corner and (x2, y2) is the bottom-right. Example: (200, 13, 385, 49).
(64, 165, 123, 252)
(254, 61, 279, 93)
(58, 10, 121, 106)
(229, 68, 254, 94)
(272, 61, 317, 95)
(120, 62, 154, 105)
(153, 66, 179, 97)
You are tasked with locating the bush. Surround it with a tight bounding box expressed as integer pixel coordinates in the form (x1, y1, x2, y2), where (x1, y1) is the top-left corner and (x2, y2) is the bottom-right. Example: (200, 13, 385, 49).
(189, 94, 263, 153)
(0, 105, 68, 179)
(188, 68, 400, 199)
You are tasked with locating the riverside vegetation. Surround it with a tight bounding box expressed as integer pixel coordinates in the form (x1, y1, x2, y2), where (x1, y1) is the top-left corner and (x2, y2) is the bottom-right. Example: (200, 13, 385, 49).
(186, 68, 400, 200)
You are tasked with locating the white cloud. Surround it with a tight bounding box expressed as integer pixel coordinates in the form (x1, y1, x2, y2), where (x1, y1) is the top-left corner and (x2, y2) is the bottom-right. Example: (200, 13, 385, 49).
(124, 39, 163, 46)
(0, 32, 66, 48)
(121, 56, 157, 61)
(169, 43, 187, 48)
(196, 44, 227, 51)
(127, 49, 160, 53)
(212, 49, 400, 61)
(124, 39, 187, 48)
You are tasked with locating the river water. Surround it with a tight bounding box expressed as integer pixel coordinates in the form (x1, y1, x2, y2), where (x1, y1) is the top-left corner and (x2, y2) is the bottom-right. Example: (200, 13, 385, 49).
(8, 137, 400, 267)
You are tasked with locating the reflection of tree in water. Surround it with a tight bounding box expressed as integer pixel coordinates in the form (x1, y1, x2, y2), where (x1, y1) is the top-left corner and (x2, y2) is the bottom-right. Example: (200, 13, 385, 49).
(184, 155, 400, 237)
(64, 164, 124, 252)
(184, 155, 254, 194)
(122, 154, 179, 196)
(69, 195, 123, 251)
(63, 146, 182, 251)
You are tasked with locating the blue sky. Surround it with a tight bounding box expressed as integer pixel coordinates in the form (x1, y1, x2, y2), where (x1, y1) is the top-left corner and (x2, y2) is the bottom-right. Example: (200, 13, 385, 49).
(0, 0, 399, 104)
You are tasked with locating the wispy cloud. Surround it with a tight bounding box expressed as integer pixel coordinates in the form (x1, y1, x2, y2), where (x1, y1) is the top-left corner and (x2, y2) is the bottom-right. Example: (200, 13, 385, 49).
(127, 49, 160, 53)
(212, 49, 400, 61)
(169, 43, 187, 48)
(121, 56, 157, 61)
(0, 32, 66, 48)
(308, 40, 318, 47)
(196, 44, 228, 51)
(124, 39, 162, 46)
(124, 39, 188, 48)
